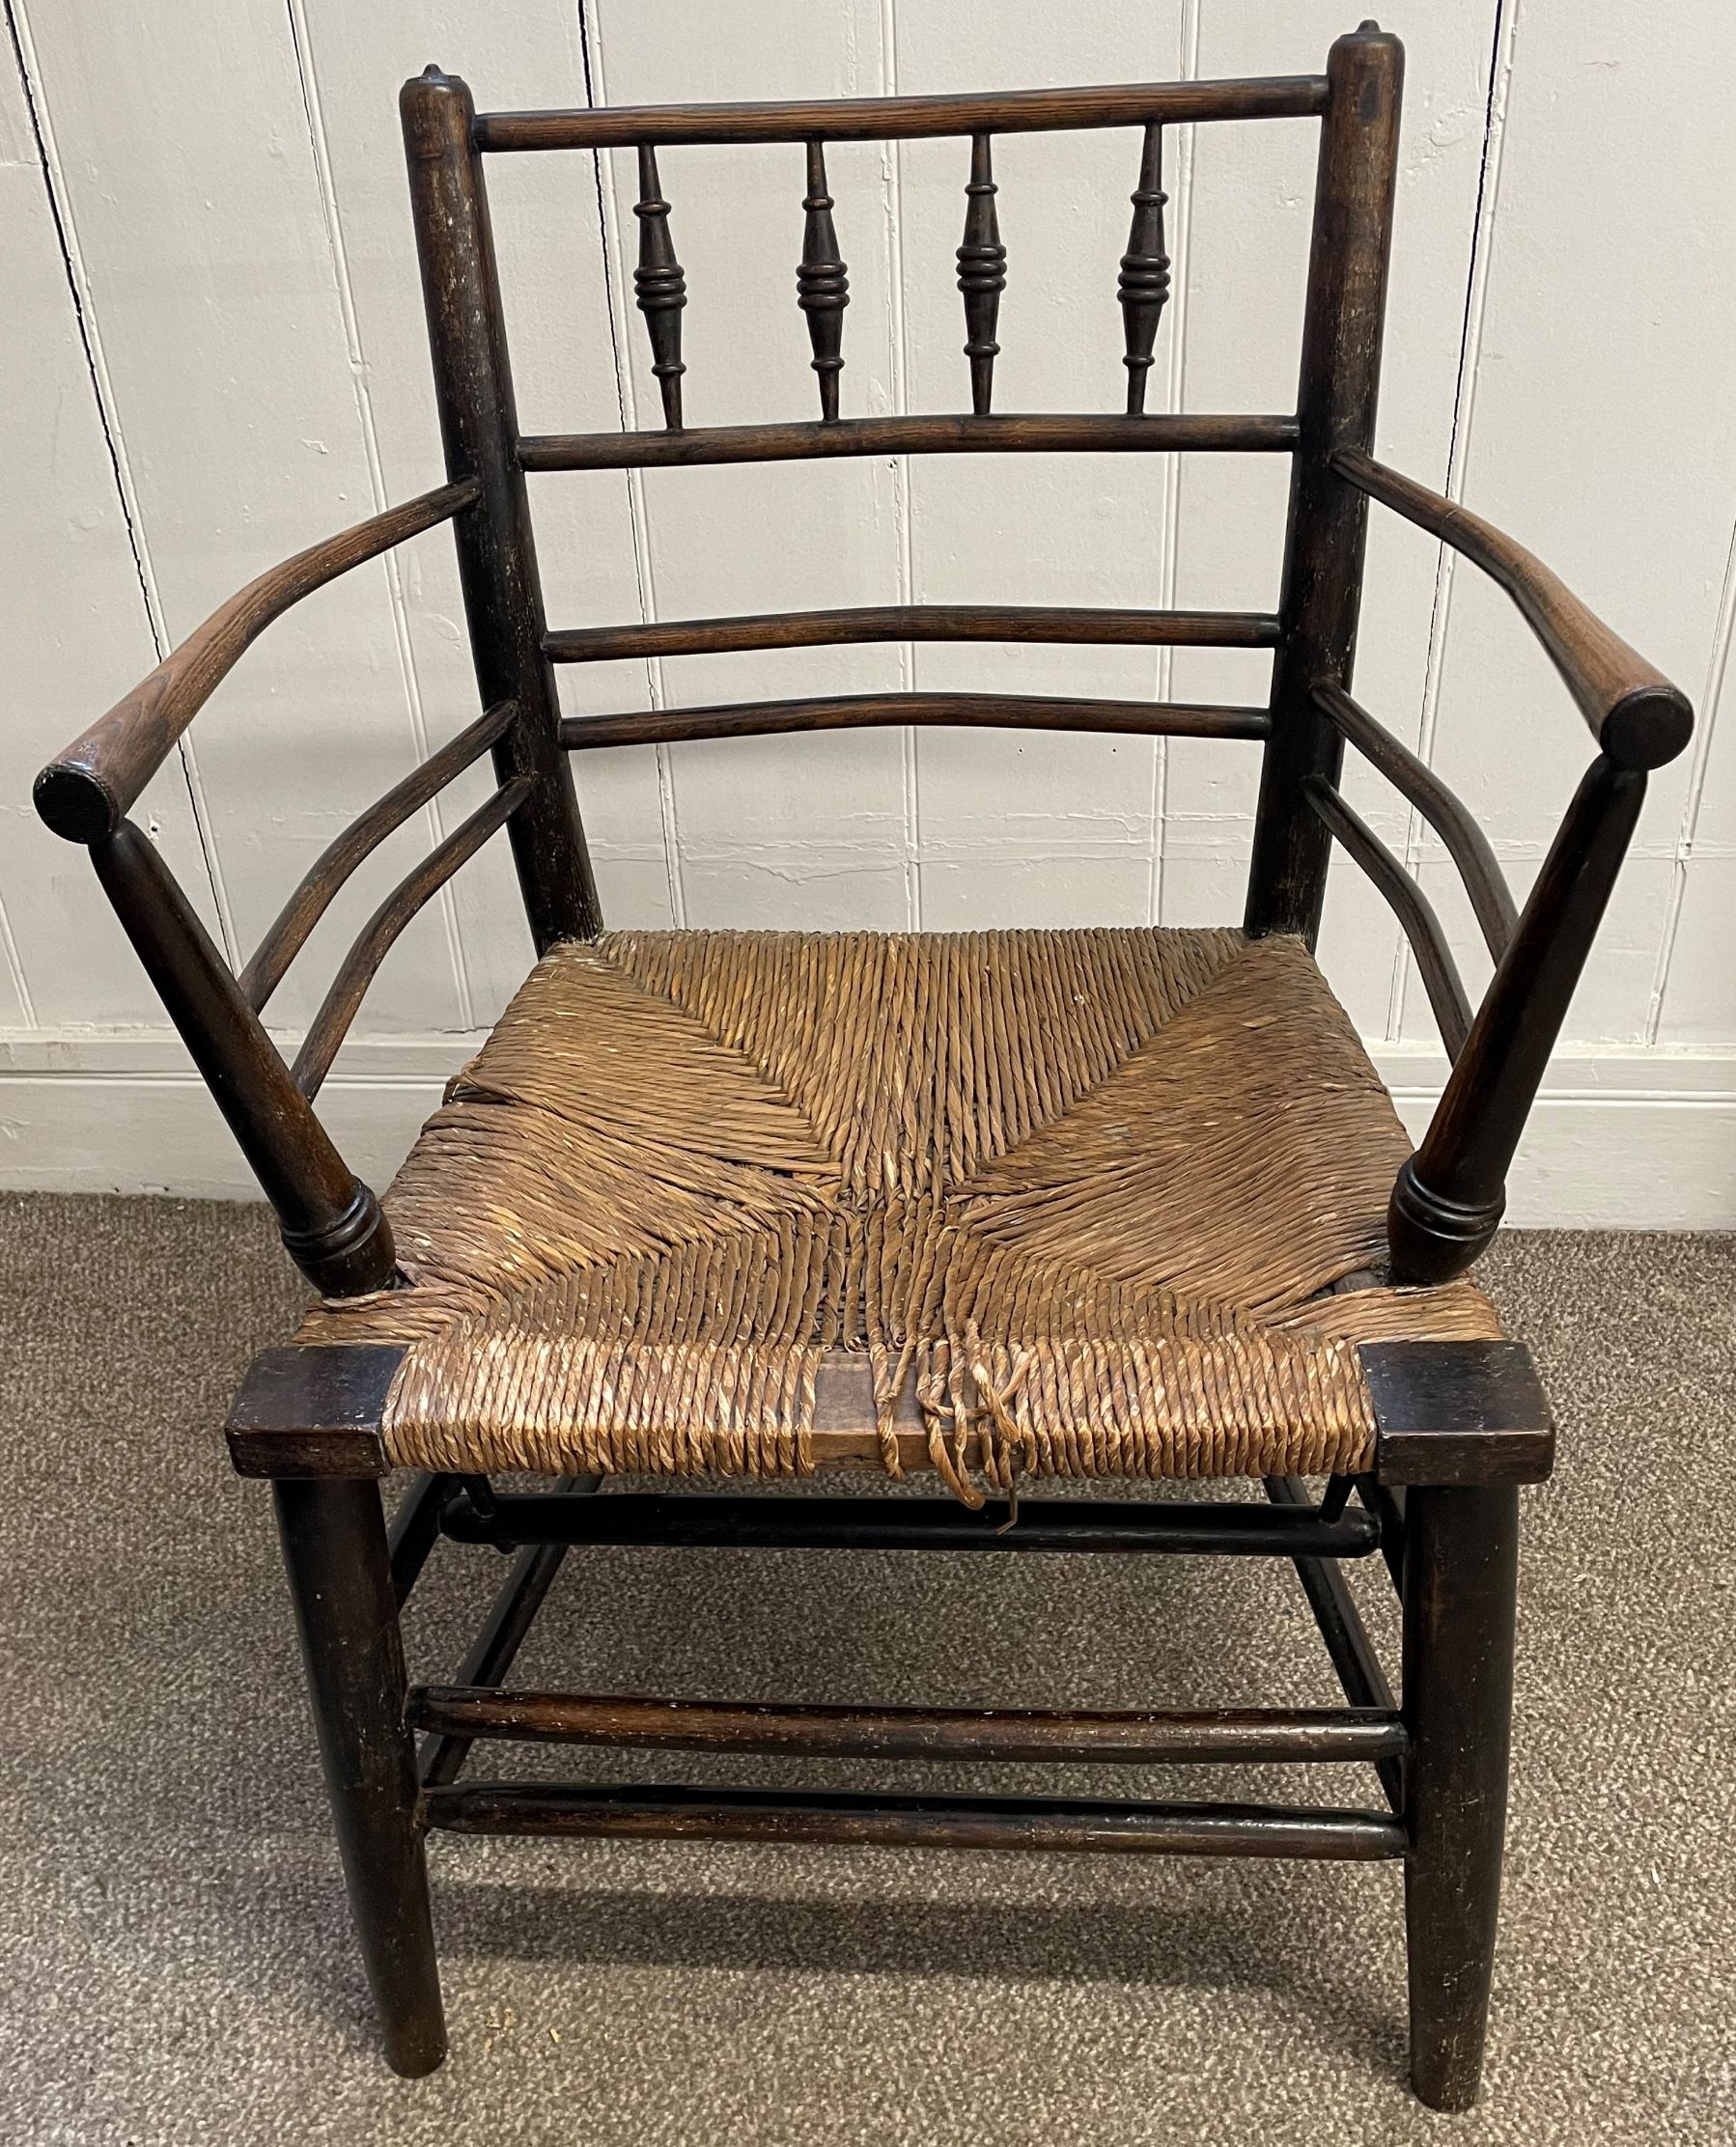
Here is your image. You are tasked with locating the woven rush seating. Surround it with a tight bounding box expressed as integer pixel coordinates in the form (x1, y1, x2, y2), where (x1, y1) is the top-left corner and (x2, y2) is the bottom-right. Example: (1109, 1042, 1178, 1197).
(301, 927, 1500, 1499)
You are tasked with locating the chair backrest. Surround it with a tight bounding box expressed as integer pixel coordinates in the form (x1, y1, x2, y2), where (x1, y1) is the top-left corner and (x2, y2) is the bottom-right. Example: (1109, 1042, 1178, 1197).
(398, 22, 1404, 955)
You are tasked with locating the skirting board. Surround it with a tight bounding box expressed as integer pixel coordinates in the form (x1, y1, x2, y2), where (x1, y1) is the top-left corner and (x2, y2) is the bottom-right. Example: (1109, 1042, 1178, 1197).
(1, 1029, 1734, 1228)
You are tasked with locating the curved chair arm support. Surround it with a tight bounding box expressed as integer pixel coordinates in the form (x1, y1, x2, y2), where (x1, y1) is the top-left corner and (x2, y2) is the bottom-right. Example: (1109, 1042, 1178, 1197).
(1330, 447, 1692, 772)
(1311, 681, 1518, 962)
(34, 479, 479, 845)
(240, 699, 518, 1015)
(293, 775, 532, 1101)
(1302, 776, 1472, 1060)
(1388, 755, 1648, 1285)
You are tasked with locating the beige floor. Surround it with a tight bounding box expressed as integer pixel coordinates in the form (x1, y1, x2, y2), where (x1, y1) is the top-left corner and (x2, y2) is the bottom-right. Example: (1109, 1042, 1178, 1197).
(1, 1194, 1731, 2145)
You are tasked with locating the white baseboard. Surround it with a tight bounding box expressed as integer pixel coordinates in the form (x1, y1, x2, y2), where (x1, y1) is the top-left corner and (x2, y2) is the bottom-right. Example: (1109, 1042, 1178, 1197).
(2, 1028, 1734, 1228)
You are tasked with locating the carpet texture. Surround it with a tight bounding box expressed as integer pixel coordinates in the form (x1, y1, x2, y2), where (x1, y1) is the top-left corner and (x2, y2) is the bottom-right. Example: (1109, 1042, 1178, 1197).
(0, 1193, 1730, 2145)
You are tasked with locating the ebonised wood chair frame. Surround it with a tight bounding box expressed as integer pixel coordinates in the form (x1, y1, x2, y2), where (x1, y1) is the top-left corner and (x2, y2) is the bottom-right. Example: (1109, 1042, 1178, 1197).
(34, 24, 1691, 2110)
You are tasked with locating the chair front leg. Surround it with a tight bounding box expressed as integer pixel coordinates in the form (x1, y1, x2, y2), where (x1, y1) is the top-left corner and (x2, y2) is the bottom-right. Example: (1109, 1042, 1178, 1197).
(1401, 1483, 1520, 2110)
(273, 1478, 447, 2076)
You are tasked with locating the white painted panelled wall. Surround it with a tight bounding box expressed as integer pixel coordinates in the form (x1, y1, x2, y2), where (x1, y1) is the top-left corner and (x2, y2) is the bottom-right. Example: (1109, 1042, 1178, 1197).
(2, 1, 1732, 1221)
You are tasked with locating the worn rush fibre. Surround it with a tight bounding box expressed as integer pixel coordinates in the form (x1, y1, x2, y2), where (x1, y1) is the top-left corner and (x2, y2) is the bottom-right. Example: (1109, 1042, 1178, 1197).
(298, 929, 1498, 1499)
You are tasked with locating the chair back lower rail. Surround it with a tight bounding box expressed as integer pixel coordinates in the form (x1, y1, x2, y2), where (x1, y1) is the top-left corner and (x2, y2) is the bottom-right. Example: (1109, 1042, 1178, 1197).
(545, 603, 1281, 665)
(559, 692, 1270, 754)
(517, 412, 1297, 473)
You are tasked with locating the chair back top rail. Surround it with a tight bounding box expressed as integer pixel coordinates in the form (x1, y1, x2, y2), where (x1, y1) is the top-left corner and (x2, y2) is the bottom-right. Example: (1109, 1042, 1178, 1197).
(518, 411, 1296, 474)
(545, 604, 1280, 665)
(559, 691, 1269, 754)
(472, 74, 1329, 153)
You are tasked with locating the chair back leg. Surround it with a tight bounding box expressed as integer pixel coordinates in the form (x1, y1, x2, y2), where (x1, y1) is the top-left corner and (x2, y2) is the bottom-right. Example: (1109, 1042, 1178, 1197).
(273, 1479, 447, 2077)
(1401, 1484, 1520, 2110)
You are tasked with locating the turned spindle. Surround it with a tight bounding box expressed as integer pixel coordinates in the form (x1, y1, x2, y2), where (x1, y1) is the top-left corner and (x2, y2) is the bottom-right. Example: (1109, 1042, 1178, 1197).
(957, 132, 1005, 417)
(632, 144, 686, 429)
(796, 140, 850, 422)
(1119, 124, 1171, 416)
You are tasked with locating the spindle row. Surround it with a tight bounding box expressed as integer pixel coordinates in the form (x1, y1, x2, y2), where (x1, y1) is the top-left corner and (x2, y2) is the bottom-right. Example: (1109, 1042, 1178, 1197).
(628, 125, 1172, 428)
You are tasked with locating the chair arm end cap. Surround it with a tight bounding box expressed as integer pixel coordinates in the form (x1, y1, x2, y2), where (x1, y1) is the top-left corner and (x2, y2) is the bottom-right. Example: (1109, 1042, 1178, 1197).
(1602, 683, 1693, 771)
(34, 762, 122, 845)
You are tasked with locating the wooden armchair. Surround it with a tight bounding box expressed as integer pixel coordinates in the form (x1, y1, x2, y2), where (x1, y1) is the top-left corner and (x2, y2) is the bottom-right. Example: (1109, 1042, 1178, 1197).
(35, 24, 1692, 2109)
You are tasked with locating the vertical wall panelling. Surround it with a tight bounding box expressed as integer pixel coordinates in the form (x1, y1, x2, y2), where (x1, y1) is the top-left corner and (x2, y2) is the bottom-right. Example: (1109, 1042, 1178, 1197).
(1170, 2, 1501, 1043)
(4, 0, 1733, 1218)
(1415, 0, 1736, 1046)
(896, 1, 1188, 929)
(16, 0, 469, 1050)
(584, 0, 911, 930)
(0, 15, 215, 1029)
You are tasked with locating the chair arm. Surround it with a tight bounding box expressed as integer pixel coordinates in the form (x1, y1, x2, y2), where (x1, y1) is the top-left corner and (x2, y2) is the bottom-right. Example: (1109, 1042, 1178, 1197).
(33, 478, 478, 845)
(1330, 447, 1692, 772)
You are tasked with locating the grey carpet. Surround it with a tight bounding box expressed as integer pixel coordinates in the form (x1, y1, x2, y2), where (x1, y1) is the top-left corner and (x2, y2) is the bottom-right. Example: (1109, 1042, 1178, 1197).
(1, 1194, 1731, 2145)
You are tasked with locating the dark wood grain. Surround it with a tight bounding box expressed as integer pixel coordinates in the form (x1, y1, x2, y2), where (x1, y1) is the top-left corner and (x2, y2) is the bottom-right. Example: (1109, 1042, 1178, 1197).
(559, 691, 1270, 752)
(472, 74, 1330, 152)
(1119, 123, 1170, 414)
(957, 132, 1005, 415)
(407, 1688, 1408, 1768)
(1304, 773, 1472, 1058)
(424, 1781, 1406, 1859)
(1313, 680, 1517, 960)
(1265, 1472, 1402, 1808)
(1245, 23, 1403, 943)
(546, 603, 1279, 664)
(401, 67, 600, 949)
(225, 1344, 403, 1478)
(292, 776, 530, 1101)
(435, 1486, 1380, 1557)
(1362, 1341, 1554, 1488)
(274, 1480, 445, 2076)
(518, 409, 1298, 471)
(798, 138, 848, 421)
(632, 143, 686, 429)
(1403, 1485, 1520, 2110)
(418, 1475, 599, 1790)
(239, 699, 517, 1014)
(386, 1471, 453, 1608)
(1388, 755, 1647, 1283)
(33, 481, 476, 847)
(1333, 446, 1694, 771)
(92, 825, 395, 1298)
